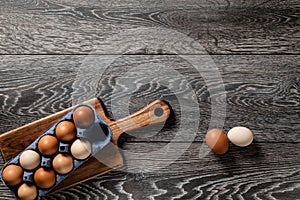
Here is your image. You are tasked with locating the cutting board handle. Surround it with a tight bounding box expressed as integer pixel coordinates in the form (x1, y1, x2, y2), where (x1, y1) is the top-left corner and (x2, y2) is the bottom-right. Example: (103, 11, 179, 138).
(109, 100, 171, 144)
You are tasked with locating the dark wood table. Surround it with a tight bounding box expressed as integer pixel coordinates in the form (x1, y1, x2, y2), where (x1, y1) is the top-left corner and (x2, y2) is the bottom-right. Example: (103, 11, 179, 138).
(0, 0, 299, 199)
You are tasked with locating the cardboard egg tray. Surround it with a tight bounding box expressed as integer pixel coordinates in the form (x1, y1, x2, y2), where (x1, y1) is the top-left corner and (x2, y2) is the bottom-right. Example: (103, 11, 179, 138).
(1, 103, 112, 199)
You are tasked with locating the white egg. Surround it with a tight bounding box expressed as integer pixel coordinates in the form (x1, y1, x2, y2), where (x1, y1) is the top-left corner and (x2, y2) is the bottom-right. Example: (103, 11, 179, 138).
(227, 126, 254, 147)
(19, 150, 40, 170)
(70, 138, 92, 160)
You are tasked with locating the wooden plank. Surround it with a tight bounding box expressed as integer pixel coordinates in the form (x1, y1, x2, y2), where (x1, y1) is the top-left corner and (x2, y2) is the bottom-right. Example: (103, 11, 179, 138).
(43, 142, 300, 199)
(0, 0, 299, 54)
(1, 142, 299, 199)
(0, 55, 299, 143)
(2, 0, 299, 10)
(0, 1, 298, 200)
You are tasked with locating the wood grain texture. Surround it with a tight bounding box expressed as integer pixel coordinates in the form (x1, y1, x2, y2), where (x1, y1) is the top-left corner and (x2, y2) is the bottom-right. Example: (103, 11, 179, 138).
(0, 0, 299, 198)
(0, 55, 299, 143)
(0, 55, 299, 199)
(47, 142, 300, 200)
(0, 0, 299, 54)
(1, 142, 299, 199)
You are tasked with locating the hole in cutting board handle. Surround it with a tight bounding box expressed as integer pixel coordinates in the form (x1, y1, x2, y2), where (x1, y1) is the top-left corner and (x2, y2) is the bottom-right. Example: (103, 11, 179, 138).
(154, 107, 164, 117)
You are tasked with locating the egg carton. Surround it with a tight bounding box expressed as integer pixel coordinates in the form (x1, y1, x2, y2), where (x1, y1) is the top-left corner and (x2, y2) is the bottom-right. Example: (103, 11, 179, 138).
(1, 103, 112, 200)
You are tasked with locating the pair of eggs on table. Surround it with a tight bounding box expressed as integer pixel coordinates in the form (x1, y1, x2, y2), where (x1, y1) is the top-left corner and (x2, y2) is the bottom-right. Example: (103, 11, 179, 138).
(206, 126, 254, 155)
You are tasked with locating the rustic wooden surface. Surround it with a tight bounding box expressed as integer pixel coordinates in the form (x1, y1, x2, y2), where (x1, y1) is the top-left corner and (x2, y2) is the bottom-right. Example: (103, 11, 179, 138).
(0, 0, 299, 199)
(0, 0, 299, 54)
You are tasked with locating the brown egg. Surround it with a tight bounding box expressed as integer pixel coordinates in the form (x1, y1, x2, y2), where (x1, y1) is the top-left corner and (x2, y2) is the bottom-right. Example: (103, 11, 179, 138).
(206, 128, 229, 155)
(52, 154, 73, 174)
(34, 168, 56, 189)
(17, 183, 37, 200)
(55, 121, 76, 142)
(38, 135, 58, 156)
(73, 106, 95, 128)
(2, 164, 23, 186)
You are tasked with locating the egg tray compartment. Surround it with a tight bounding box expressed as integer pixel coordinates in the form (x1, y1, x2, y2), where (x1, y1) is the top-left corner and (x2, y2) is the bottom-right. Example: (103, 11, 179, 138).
(1, 103, 112, 200)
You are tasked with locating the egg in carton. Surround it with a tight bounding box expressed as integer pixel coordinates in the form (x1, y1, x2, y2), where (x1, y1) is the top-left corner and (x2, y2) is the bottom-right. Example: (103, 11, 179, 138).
(1, 103, 112, 200)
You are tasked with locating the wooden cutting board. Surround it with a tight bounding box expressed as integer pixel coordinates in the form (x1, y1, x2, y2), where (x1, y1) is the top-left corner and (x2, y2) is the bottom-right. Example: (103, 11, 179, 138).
(0, 98, 170, 193)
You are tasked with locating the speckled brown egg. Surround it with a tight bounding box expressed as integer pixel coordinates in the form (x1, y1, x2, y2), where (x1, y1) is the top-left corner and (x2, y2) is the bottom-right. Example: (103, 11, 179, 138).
(38, 135, 58, 156)
(206, 128, 229, 155)
(73, 106, 95, 129)
(17, 183, 38, 200)
(34, 168, 56, 189)
(55, 121, 76, 142)
(2, 164, 23, 186)
(52, 154, 73, 174)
